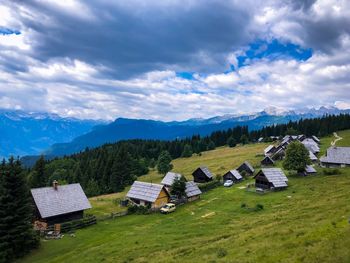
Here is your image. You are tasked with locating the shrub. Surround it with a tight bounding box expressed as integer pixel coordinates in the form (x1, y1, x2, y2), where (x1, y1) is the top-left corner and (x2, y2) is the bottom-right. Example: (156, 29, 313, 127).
(241, 203, 247, 208)
(323, 169, 341, 175)
(127, 205, 150, 215)
(217, 248, 228, 258)
(256, 204, 264, 210)
(198, 180, 221, 192)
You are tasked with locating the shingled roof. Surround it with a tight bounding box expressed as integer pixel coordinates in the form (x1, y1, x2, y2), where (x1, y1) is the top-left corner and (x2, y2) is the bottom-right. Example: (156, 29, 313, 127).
(161, 172, 183, 186)
(305, 165, 317, 174)
(31, 183, 91, 219)
(239, 161, 255, 173)
(264, 145, 275, 155)
(309, 151, 318, 161)
(185, 181, 202, 198)
(127, 181, 167, 203)
(227, 169, 243, 180)
(257, 168, 288, 188)
(197, 166, 213, 179)
(320, 147, 350, 165)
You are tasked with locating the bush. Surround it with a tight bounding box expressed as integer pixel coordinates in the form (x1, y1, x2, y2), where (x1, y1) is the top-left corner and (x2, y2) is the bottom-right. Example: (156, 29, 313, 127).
(241, 203, 247, 208)
(127, 205, 150, 215)
(256, 204, 264, 210)
(217, 248, 228, 258)
(323, 169, 341, 175)
(198, 180, 221, 192)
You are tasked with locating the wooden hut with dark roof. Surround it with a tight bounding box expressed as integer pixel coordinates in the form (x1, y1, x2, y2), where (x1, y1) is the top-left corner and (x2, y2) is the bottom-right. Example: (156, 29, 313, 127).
(261, 156, 275, 166)
(192, 166, 213, 183)
(126, 181, 170, 209)
(237, 161, 255, 176)
(185, 181, 202, 202)
(254, 168, 288, 190)
(223, 169, 243, 183)
(31, 181, 92, 225)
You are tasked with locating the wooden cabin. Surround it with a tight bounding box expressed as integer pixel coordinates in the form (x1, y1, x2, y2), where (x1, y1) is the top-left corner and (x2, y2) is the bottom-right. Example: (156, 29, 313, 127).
(31, 181, 92, 225)
(237, 161, 255, 176)
(272, 147, 285, 160)
(161, 172, 185, 188)
(304, 165, 317, 175)
(192, 166, 213, 183)
(254, 168, 288, 190)
(223, 169, 243, 183)
(309, 151, 318, 162)
(261, 156, 275, 166)
(320, 147, 350, 168)
(185, 181, 202, 202)
(127, 181, 170, 209)
(264, 145, 276, 156)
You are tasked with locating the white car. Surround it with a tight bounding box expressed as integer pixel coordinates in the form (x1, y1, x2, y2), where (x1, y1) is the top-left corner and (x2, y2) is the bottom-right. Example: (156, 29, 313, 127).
(224, 180, 234, 187)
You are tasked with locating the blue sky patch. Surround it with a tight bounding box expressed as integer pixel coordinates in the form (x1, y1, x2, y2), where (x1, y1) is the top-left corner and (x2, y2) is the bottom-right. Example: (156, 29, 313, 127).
(0, 27, 21, 35)
(176, 72, 195, 80)
(236, 39, 312, 69)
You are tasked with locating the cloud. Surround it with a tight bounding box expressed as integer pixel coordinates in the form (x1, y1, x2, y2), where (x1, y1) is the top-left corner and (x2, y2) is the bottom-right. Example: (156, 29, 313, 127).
(0, 0, 349, 120)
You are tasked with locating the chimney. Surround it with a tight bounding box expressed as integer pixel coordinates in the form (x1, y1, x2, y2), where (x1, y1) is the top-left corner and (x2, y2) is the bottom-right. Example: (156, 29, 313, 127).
(53, 180, 59, 190)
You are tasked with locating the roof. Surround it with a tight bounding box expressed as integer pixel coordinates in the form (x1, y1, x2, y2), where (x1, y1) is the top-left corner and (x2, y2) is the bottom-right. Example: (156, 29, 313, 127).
(320, 147, 350, 165)
(185, 181, 202, 198)
(226, 169, 243, 180)
(193, 166, 213, 179)
(241, 161, 255, 173)
(264, 145, 275, 154)
(257, 168, 288, 188)
(305, 165, 317, 173)
(161, 172, 183, 186)
(309, 151, 318, 161)
(302, 138, 319, 146)
(31, 183, 91, 219)
(312, 135, 320, 143)
(262, 156, 275, 164)
(126, 181, 167, 203)
(302, 141, 320, 153)
(258, 137, 264, 142)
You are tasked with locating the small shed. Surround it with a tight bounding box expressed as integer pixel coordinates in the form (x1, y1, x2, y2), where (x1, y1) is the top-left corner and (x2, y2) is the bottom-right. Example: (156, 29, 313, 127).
(261, 156, 275, 166)
(264, 145, 276, 156)
(185, 181, 202, 202)
(272, 147, 285, 160)
(304, 165, 317, 175)
(254, 168, 288, 190)
(161, 172, 184, 188)
(192, 166, 213, 183)
(258, 137, 264, 143)
(311, 135, 320, 144)
(31, 182, 92, 225)
(126, 181, 170, 209)
(237, 161, 255, 176)
(320, 147, 350, 168)
(223, 169, 243, 183)
(309, 151, 318, 162)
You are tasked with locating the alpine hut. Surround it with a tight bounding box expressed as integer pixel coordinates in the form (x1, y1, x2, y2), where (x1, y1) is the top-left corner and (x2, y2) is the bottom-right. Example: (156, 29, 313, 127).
(304, 165, 317, 175)
(31, 181, 92, 225)
(261, 156, 275, 166)
(126, 181, 170, 209)
(223, 169, 243, 183)
(185, 181, 202, 202)
(161, 172, 184, 188)
(237, 161, 255, 176)
(192, 166, 213, 183)
(320, 147, 350, 168)
(254, 168, 288, 190)
(264, 145, 276, 156)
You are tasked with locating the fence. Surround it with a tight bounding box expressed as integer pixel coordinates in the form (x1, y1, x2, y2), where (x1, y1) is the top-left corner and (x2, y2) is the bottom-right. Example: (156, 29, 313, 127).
(44, 214, 97, 234)
(97, 211, 128, 221)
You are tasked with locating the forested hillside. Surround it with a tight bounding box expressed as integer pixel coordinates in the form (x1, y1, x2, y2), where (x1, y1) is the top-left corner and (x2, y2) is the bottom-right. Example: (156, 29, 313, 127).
(26, 114, 350, 196)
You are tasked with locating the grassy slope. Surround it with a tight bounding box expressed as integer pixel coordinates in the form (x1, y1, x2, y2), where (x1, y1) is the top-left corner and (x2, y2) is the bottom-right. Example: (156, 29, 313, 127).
(21, 133, 350, 263)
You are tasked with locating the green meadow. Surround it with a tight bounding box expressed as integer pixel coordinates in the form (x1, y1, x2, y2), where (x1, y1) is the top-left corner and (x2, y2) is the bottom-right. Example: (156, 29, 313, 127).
(21, 132, 350, 263)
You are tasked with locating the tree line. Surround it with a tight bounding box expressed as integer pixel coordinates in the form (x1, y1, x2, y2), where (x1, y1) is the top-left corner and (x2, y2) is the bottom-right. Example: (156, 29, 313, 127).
(26, 113, 350, 197)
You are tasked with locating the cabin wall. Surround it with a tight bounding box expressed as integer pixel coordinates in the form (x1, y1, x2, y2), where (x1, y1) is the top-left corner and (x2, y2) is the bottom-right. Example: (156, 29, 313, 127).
(193, 170, 212, 183)
(187, 195, 200, 202)
(153, 189, 170, 208)
(255, 174, 271, 189)
(44, 210, 84, 225)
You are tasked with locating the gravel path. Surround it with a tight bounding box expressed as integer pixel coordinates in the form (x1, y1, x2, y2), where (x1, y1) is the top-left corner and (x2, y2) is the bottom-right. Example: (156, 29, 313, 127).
(331, 132, 343, 146)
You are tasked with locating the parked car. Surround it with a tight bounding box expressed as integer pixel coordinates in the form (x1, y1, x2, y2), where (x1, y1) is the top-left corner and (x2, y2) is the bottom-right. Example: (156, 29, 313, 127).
(160, 203, 176, 214)
(224, 180, 234, 187)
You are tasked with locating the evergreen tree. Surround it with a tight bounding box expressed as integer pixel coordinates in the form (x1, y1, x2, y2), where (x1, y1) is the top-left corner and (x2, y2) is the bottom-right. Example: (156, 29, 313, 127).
(170, 177, 186, 198)
(110, 146, 133, 192)
(85, 179, 100, 197)
(240, 135, 249, 145)
(227, 137, 237, 147)
(157, 151, 173, 175)
(181, 144, 193, 158)
(30, 156, 46, 188)
(283, 141, 311, 173)
(0, 158, 39, 263)
(207, 141, 216, 150)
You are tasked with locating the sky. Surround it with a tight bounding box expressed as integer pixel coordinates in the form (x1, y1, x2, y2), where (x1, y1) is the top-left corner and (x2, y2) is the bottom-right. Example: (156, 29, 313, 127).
(0, 0, 350, 121)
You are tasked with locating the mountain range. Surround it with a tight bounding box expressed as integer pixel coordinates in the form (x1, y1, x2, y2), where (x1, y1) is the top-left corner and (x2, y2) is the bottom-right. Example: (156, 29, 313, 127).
(1, 106, 349, 160)
(0, 110, 105, 159)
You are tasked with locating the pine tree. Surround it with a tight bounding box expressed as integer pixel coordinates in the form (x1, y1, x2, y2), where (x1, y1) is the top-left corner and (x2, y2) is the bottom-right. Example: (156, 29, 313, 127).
(207, 141, 216, 150)
(227, 137, 237, 147)
(181, 144, 193, 158)
(30, 155, 46, 188)
(157, 151, 173, 175)
(110, 146, 133, 192)
(170, 177, 186, 198)
(0, 158, 39, 263)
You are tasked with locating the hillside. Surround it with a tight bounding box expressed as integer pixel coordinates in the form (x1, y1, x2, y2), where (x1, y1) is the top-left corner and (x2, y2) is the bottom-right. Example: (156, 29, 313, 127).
(21, 131, 350, 263)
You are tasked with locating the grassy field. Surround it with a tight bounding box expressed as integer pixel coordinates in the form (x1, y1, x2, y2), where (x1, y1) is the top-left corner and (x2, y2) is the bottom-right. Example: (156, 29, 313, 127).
(21, 132, 350, 263)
